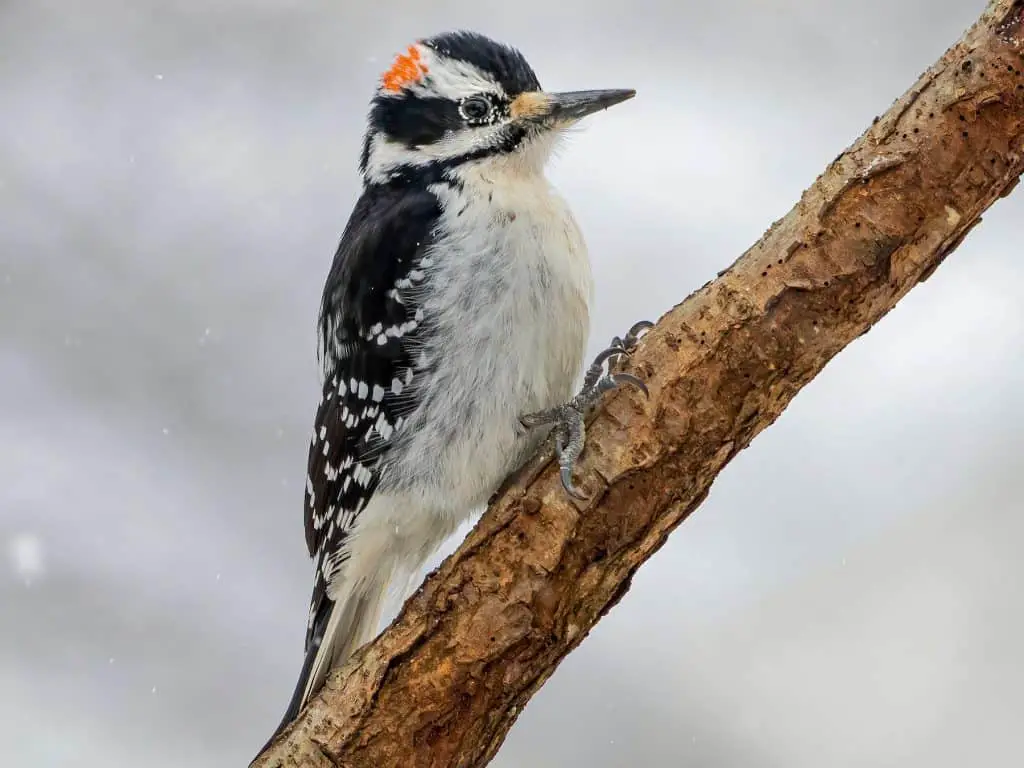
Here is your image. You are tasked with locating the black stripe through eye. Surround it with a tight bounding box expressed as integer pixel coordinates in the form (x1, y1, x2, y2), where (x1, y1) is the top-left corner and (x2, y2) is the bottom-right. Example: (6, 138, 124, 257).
(368, 93, 462, 147)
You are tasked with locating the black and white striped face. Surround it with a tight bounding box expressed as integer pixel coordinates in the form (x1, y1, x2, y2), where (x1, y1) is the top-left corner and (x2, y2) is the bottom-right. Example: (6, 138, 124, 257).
(359, 31, 635, 183)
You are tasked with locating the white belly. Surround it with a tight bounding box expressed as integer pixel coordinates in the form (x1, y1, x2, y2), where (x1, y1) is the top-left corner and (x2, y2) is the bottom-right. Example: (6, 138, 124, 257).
(385, 169, 593, 514)
(337, 169, 592, 597)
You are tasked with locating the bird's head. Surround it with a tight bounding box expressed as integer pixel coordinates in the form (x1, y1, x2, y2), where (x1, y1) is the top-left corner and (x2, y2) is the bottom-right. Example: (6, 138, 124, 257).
(359, 31, 635, 184)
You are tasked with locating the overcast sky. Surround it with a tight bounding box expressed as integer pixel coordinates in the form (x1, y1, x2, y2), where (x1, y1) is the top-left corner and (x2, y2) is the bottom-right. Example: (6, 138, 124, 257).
(2, 1, 1023, 766)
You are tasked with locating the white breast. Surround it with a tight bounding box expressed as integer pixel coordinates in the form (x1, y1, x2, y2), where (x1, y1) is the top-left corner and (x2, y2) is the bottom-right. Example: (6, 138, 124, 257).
(387, 165, 593, 514)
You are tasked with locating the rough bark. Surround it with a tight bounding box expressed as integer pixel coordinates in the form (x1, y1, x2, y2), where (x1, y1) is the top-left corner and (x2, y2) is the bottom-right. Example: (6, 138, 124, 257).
(254, 3, 1024, 766)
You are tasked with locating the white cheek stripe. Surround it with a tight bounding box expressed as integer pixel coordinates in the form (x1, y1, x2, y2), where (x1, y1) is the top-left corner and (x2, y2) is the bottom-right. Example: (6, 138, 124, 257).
(363, 126, 506, 183)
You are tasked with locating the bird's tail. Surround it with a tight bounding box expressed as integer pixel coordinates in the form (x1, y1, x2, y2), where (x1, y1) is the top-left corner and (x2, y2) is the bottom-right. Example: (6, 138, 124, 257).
(259, 578, 388, 755)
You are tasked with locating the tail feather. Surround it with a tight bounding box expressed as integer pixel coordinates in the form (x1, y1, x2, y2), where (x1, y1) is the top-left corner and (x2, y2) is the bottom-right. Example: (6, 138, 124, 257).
(302, 581, 386, 705)
(257, 580, 388, 758)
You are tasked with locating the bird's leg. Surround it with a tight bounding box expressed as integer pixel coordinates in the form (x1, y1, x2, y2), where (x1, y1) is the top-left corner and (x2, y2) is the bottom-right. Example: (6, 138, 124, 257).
(521, 321, 654, 499)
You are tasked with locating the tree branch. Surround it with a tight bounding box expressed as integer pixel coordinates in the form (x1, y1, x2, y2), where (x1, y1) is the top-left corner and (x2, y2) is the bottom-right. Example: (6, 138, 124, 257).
(254, 2, 1024, 765)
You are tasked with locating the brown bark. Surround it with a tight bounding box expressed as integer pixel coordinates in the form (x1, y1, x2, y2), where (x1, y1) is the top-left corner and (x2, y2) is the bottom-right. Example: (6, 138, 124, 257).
(254, 3, 1024, 766)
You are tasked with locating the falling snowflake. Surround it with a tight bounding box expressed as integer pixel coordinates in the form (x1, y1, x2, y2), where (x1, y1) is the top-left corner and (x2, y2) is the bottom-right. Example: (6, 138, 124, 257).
(8, 533, 44, 585)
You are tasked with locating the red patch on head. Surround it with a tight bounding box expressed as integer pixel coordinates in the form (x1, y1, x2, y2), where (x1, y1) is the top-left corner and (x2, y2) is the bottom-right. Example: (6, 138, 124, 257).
(381, 45, 429, 92)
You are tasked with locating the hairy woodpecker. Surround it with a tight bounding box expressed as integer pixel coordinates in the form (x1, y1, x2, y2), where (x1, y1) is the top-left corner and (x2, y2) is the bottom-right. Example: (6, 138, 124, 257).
(264, 30, 647, 748)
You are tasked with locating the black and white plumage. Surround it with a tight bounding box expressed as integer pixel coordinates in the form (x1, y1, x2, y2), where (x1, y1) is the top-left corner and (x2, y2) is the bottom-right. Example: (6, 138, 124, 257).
(264, 30, 636, 747)
(298, 185, 439, 708)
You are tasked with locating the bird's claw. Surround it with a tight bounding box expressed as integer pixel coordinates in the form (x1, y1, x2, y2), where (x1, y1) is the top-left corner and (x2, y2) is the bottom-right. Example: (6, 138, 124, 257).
(560, 464, 588, 500)
(601, 372, 648, 398)
(554, 421, 589, 499)
(610, 320, 654, 355)
(521, 320, 654, 500)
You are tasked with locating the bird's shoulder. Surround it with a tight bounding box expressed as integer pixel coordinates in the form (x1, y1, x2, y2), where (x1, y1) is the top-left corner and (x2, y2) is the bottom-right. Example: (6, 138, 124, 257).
(318, 183, 442, 369)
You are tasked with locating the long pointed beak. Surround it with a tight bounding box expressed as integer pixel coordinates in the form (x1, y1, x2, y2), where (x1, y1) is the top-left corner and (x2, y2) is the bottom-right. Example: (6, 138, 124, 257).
(546, 89, 636, 121)
(510, 88, 636, 124)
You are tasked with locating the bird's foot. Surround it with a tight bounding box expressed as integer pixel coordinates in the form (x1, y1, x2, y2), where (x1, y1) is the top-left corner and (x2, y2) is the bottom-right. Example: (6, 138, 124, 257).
(520, 321, 653, 499)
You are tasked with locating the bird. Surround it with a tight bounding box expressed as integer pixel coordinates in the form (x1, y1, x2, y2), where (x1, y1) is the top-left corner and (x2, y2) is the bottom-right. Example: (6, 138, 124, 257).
(262, 29, 647, 752)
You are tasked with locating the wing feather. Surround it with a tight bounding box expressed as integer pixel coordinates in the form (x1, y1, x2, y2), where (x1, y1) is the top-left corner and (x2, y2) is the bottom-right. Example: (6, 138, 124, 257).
(302, 184, 441, 646)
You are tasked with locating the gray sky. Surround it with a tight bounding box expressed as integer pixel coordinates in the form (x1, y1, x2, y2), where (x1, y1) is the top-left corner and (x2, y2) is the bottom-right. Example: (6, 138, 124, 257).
(2, 1, 1022, 766)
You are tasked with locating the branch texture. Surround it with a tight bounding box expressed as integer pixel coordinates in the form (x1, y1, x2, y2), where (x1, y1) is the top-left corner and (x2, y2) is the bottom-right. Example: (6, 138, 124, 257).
(255, 3, 1024, 765)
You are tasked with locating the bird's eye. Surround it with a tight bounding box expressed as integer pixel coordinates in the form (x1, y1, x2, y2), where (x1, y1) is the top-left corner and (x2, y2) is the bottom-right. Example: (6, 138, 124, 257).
(460, 96, 492, 122)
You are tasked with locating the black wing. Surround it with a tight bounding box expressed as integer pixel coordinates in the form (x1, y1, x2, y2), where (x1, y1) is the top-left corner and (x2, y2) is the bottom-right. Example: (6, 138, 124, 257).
(303, 183, 440, 647)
